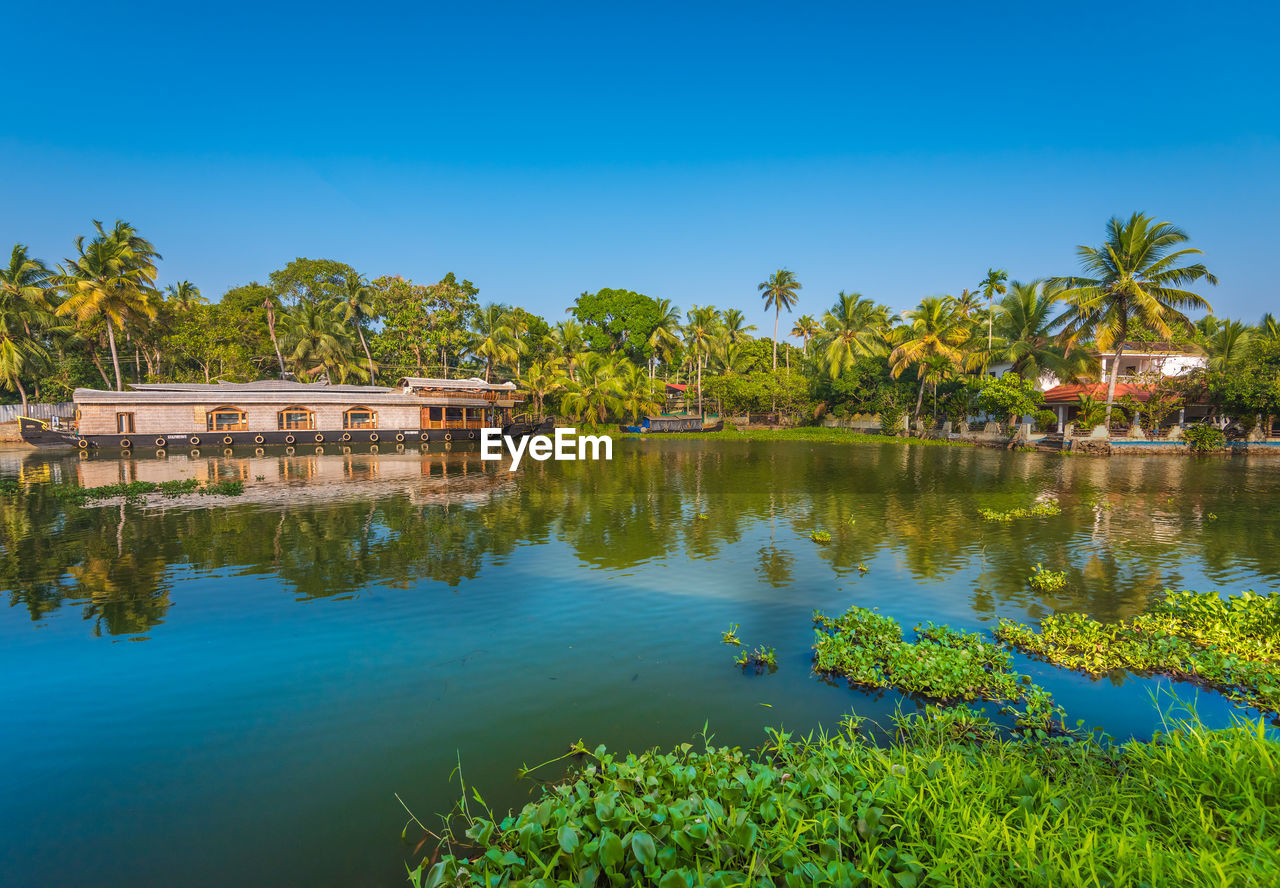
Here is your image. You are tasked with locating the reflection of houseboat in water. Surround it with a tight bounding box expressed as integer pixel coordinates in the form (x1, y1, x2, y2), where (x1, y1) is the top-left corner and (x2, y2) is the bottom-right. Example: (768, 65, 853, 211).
(20, 377, 549, 450)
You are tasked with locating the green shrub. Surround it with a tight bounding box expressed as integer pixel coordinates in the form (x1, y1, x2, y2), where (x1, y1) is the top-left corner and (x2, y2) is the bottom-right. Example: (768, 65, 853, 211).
(1184, 423, 1226, 452)
(1035, 410, 1058, 433)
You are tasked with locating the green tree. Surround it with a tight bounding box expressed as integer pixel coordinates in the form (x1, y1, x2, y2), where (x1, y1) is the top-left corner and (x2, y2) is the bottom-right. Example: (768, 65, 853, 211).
(758, 269, 801, 371)
(683, 305, 719, 416)
(791, 314, 820, 354)
(268, 257, 356, 307)
(518, 358, 568, 415)
(888, 296, 971, 419)
(720, 308, 757, 343)
(56, 220, 162, 391)
(646, 298, 683, 379)
(560, 352, 620, 425)
(334, 271, 381, 383)
(813, 292, 890, 380)
(974, 373, 1045, 426)
(571, 288, 662, 359)
(613, 359, 663, 422)
(470, 303, 517, 382)
(978, 268, 1008, 350)
(0, 245, 57, 410)
(164, 281, 205, 312)
(1051, 213, 1216, 425)
(1203, 320, 1252, 374)
(990, 280, 1096, 384)
(280, 303, 362, 381)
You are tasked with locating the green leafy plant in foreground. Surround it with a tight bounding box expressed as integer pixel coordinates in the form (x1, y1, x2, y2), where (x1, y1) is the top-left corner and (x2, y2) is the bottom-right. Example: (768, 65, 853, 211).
(734, 645, 777, 670)
(977, 501, 1061, 522)
(996, 589, 1280, 715)
(407, 709, 1280, 888)
(809, 530, 831, 543)
(720, 624, 741, 646)
(1028, 563, 1068, 592)
(1184, 423, 1227, 453)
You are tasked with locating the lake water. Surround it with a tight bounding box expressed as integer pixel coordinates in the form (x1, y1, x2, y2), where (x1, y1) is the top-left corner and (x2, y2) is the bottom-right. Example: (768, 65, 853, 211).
(2, 441, 1278, 886)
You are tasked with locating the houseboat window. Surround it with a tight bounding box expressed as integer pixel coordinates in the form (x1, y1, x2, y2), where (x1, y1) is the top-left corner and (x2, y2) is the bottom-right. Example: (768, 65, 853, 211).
(116, 413, 135, 434)
(206, 407, 248, 432)
(278, 407, 315, 430)
(445, 407, 464, 422)
(343, 407, 377, 429)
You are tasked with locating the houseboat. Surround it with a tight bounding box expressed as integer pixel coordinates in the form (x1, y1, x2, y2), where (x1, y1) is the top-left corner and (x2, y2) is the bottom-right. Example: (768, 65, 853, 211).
(19, 377, 549, 450)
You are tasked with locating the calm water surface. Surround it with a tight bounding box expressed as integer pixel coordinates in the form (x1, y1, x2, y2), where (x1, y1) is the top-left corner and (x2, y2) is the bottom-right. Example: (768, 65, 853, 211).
(2, 441, 1278, 886)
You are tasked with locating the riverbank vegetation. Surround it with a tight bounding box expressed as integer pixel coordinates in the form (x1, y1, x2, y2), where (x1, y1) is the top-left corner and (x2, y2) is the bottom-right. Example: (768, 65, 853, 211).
(617, 427, 968, 446)
(50, 478, 244, 503)
(997, 589, 1280, 716)
(6, 214, 1276, 432)
(977, 501, 1061, 522)
(407, 708, 1279, 888)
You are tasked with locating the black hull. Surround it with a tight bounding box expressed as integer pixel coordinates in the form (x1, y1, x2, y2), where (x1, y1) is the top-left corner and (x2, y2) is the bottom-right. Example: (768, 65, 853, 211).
(20, 422, 539, 451)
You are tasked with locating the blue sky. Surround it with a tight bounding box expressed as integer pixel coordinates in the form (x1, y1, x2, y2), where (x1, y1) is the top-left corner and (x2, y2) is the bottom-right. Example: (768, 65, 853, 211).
(3, 0, 1276, 330)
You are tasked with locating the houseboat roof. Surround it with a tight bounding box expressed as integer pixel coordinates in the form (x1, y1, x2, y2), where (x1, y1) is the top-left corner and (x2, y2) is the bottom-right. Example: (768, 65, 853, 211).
(397, 376, 516, 390)
(130, 380, 392, 394)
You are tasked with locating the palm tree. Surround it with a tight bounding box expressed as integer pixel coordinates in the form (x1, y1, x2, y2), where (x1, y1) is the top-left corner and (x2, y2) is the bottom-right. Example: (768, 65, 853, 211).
(613, 359, 664, 422)
(550, 321, 587, 381)
(812, 292, 890, 379)
(758, 269, 801, 371)
(0, 245, 56, 411)
(947, 288, 984, 319)
(470, 303, 516, 382)
(683, 305, 719, 416)
(56, 220, 161, 391)
(165, 281, 206, 312)
(1204, 320, 1252, 373)
(720, 308, 757, 343)
(646, 298, 683, 379)
(889, 296, 971, 420)
(280, 303, 362, 381)
(333, 272, 380, 383)
(989, 280, 1090, 383)
(518, 358, 569, 415)
(1258, 313, 1280, 344)
(1050, 213, 1216, 425)
(264, 296, 287, 378)
(560, 353, 620, 426)
(791, 314, 820, 354)
(979, 269, 1008, 349)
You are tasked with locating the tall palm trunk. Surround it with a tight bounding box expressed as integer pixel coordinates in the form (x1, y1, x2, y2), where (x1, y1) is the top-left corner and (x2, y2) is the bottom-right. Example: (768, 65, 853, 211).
(264, 301, 286, 378)
(15, 377, 28, 414)
(697, 352, 703, 417)
(914, 374, 926, 421)
(356, 324, 374, 383)
(106, 322, 123, 391)
(1103, 344, 1125, 428)
(772, 309, 779, 370)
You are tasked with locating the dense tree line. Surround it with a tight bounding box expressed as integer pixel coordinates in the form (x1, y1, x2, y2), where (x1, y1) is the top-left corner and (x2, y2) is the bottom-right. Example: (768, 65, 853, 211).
(3, 213, 1276, 427)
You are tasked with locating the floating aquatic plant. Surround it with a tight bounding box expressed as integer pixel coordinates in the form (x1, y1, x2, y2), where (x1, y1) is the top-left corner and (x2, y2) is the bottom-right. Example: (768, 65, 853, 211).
(996, 589, 1280, 715)
(978, 501, 1061, 522)
(1028, 564, 1068, 592)
(735, 645, 777, 670)
(720, 624, 741, 646)
(810, 530, 831, 543)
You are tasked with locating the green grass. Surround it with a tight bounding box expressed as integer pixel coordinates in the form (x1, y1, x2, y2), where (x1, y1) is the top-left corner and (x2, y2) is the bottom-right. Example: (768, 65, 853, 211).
(811, 607, 1066, 734)
(615, 427, 971, 447)
(407, 708, 1280, 888)
(997, 590, 1280, 715)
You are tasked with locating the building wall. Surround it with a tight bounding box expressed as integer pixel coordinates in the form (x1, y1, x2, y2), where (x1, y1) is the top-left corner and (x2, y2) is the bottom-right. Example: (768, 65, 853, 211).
(77, 401, 432, 435)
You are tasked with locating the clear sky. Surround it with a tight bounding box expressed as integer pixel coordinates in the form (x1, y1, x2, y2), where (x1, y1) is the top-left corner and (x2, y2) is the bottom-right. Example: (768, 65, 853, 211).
(3, 0, 1276, 331)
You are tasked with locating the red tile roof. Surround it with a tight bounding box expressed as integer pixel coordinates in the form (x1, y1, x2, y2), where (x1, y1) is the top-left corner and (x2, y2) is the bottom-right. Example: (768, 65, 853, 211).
(665, 383, 689, 392)
(1042, 382, 1153, 403)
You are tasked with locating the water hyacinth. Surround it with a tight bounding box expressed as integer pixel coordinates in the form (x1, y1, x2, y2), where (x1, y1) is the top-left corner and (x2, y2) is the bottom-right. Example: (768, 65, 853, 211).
(996, 589, 1280, 715)
(408, 709, 1280, 888)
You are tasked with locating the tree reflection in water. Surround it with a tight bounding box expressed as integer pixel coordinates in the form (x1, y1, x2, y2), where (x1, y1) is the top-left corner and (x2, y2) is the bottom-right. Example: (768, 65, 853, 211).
(2, 442, 1278, 637)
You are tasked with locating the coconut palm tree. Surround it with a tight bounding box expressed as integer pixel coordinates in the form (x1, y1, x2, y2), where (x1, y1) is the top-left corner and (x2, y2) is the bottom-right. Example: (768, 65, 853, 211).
(550, 320, 587, 381)
(791, 314, 820, 354)
(0, 245, 56, 411)
(470, 303, 517, 382)
(1050, 213, 1216, 425)
(56, 220, 161, 391)
(560, 352, 620, 426)
(264, 296, 287, 378)
(947, 288, 984, 319)
(165, 281, 206, 312)
(758, 269, 801, 371)
(1258, 313, 1280, 344)
(979, 269, 1008, 349)
(647, 298, 683, 379)
(720, 308, 757, 343)
(889, 296, 971, 420)
(518, 357, 569, 415)
(988, 280, 1089, 383)
(613, 359, 664, 422)
(683, 305, 719, 416)
(280, 303, 362, 381)
(1204, 320, 1252, 373)
(813, 292, 890, 380)
(333, 272, 380, 383)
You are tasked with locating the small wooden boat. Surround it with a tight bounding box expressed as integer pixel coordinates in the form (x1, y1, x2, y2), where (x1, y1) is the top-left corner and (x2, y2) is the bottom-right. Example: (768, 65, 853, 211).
(618, 416, 724, 433)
